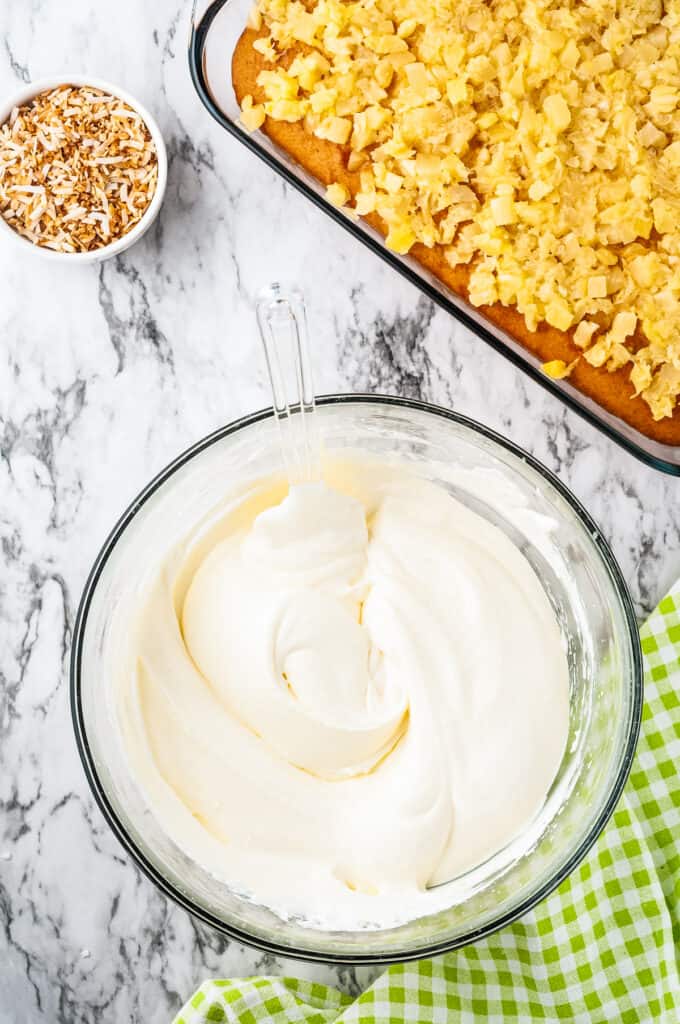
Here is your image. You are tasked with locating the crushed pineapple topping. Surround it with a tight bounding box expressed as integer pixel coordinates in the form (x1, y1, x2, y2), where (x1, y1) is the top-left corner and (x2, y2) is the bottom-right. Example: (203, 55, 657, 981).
(240, 0, 680, 421)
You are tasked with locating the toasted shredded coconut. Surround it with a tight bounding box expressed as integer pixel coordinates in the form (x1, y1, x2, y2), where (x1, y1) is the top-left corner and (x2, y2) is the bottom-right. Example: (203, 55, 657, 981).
(0, 85, 158, 253)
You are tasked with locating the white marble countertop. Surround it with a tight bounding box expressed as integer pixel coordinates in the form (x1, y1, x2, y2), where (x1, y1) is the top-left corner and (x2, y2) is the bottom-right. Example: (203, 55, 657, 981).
(1, 2, 679, 1021)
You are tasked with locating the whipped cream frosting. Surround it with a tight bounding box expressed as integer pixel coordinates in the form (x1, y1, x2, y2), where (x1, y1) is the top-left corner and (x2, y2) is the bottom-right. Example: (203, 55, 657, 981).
(115, 459, 569, 928)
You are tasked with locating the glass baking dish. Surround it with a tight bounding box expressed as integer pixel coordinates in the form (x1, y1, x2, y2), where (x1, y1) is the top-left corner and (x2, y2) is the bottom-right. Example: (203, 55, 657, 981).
(188, 0, 680, 476)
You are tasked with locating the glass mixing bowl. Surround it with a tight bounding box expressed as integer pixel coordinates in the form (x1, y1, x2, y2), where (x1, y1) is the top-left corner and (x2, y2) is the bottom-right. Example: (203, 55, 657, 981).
(70, 396, 642, 963)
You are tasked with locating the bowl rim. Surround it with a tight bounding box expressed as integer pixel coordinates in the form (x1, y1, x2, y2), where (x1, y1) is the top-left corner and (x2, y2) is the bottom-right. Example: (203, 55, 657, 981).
(69, 393, 643, 963)
(0, 74, 167, 263)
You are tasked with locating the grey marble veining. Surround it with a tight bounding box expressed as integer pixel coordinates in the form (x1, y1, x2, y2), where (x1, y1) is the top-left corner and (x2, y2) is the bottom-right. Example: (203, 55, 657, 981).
(1, 1, 679, 1022)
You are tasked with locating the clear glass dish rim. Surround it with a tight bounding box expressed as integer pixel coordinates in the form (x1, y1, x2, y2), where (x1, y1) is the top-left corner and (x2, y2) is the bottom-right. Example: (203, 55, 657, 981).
(70, 394, 643, 964)
(187, 0, 680, 476)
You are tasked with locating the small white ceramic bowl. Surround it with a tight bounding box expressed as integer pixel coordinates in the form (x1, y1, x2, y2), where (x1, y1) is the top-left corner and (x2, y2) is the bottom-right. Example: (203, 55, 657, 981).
(0, 75, 168, 263)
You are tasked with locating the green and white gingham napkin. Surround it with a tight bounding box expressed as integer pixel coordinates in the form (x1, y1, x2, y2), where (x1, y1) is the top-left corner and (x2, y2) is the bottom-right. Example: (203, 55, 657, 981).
(175, 583, 680, 1024)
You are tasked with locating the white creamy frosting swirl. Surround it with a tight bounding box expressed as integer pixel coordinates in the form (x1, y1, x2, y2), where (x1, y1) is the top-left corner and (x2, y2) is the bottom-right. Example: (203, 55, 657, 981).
(185, 484, 407, 780)
(117, 461, 569, 927)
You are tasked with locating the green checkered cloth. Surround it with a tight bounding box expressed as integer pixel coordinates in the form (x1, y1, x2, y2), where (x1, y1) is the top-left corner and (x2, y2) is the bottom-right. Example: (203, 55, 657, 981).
(175, 585, 680, 1024)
